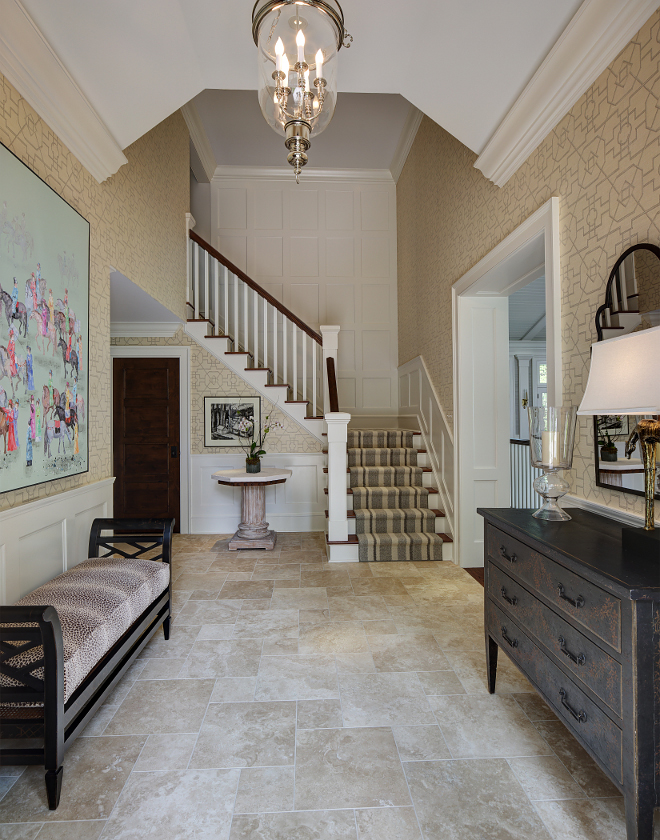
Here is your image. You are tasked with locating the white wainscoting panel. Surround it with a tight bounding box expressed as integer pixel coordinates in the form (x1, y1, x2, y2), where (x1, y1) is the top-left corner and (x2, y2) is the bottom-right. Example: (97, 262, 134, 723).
(0, 478, 114, 604)
(398, 356, 454, 540)
(190, 453, 326, 534)
(211, 173, 398, 416)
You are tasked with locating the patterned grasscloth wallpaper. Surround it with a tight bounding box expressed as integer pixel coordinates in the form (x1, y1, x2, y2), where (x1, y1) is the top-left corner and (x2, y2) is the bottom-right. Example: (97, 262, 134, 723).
(111, 330, 322, 455)
(0, 73, 189, 512)
(397, 9, 660, 517)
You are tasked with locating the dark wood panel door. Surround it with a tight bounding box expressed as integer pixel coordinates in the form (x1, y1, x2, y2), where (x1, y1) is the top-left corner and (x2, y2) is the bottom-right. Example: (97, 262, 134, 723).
(113, 357, 180, 530)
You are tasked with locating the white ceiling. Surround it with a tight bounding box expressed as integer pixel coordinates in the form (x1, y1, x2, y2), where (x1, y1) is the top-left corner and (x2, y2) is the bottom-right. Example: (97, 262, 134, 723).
(192, 90, 413, 170)
(509, 276, 546, 341)
(20, 0, 584, 155)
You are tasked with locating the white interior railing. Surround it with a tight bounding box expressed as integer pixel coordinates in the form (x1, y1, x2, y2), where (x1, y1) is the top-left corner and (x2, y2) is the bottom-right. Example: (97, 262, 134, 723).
(189, 232, 324, 417)
(510, 440, 543, 509)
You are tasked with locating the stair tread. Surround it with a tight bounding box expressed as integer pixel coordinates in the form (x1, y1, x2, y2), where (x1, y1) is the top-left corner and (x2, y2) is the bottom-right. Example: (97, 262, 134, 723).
(323, 487, 439, 495)
(323, 467, 431, 474)
(326, 535, 359, 546)
(325, 509, 445, 518)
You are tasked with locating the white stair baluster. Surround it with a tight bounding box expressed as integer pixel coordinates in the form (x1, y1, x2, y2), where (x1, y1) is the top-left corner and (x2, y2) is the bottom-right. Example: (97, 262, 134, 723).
(234, 274, 239, 347)
(263, 301, 268, 375)
(283, 318, 288, 394)
(253, 289, 259, 368)
(312, 338, 317, 417)
(273, 306, 278, 386)
(223, 266, 229, 337)
(214, 258, 219, 336)
(243, 282, 248, 357)
(204, 249, 209, 321)
(193, 242, 200, 319)
(292, 325, 298, 403)
(302, 331, 307, 404)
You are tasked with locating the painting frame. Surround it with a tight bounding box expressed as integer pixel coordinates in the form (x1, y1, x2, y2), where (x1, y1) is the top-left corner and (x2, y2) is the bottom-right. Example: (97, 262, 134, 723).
(204, 396, 261, 448)
(0, 141, 90, 494)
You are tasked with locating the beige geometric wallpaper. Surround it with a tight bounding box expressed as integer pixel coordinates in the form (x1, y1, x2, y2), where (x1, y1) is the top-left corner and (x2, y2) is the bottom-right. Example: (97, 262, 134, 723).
(0, 73, 190, 512)
(111, 330, 322, 455)
(397, 9, 660, 518)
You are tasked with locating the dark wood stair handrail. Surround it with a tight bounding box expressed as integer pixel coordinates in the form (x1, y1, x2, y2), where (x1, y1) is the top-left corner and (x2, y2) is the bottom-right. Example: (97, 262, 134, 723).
(190, 230, 322, 344)
(326, 357, 339, 412)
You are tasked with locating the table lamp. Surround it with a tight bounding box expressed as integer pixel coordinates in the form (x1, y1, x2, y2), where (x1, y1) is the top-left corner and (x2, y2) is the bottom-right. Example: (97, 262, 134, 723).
(578, 325, 660, 560)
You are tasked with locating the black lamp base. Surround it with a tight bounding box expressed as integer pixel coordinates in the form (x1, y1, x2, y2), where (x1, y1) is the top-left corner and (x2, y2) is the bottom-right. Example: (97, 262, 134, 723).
(622, 526, 660, 562)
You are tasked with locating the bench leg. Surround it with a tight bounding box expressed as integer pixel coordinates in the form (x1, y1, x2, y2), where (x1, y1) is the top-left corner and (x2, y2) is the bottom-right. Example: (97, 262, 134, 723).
(163, 615, 171, 640)
(45, 766, 63, 810)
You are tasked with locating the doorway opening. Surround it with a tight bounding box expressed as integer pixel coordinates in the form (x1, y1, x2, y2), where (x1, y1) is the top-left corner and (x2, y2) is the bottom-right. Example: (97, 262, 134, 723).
(452, 198, 561, 567)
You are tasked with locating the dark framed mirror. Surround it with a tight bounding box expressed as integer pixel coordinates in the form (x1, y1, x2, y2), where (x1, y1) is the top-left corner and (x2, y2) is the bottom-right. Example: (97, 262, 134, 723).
(593, 243, 660, 499)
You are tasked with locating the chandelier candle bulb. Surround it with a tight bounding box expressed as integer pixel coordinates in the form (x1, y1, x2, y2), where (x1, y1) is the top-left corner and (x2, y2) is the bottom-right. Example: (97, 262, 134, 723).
(315, 48, 323, 79)
(275, 37, 284, 73)
(296, 29, 305, 63)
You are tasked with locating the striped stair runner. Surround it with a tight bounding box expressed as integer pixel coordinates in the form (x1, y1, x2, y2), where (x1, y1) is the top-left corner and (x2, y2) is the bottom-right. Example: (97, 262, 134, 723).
(348, 429, 445, 563)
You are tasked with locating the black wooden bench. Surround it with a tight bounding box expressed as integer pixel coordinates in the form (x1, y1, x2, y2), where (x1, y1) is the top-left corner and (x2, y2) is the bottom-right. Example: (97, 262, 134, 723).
(0, 517, 173, 809)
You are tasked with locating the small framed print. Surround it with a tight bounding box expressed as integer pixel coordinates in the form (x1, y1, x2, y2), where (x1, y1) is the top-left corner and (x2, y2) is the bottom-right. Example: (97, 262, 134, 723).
(204, 396, 261, 447)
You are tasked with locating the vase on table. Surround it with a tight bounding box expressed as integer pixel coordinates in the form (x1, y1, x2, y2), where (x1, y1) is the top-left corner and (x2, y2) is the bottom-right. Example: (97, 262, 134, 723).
(245, 457, 261, 474)
(528, 406, 577, 521)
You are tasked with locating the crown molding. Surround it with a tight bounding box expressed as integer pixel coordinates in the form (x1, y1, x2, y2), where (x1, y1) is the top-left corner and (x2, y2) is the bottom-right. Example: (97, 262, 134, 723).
(0, 0, 127, 183)
(110, 321, 182, 338)
(475, 0, 660, 187)
(211, 165, 395, 184)
(390, 104, 423, 183)
(180, 102, 216, 183)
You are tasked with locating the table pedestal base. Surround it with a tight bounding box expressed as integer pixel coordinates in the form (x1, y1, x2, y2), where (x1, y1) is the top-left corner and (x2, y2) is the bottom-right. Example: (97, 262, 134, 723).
(228, 483, 277, 551)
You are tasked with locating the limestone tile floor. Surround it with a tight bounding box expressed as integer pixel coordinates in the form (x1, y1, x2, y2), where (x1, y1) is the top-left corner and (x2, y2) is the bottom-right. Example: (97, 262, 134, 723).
(0, 533, 652, 840)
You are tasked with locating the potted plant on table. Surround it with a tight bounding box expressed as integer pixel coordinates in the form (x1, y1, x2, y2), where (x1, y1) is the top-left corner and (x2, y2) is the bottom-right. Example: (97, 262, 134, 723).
(237, 412, 284, 473)
(597, 417, 622, 462)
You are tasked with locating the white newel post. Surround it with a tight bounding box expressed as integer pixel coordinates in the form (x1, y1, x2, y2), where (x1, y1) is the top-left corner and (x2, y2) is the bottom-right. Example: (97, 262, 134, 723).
(320, 325, 340, 411)
(185, 212, 196, 311)
(326, 412, 350, 543)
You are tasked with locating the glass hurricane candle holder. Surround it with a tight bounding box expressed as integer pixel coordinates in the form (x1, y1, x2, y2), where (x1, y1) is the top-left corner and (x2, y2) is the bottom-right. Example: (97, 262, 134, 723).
(528, 406, 577, 521)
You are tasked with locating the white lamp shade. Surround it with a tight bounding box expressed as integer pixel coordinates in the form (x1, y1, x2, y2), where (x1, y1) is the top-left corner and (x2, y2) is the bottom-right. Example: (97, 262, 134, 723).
(578, 325, 660, 416)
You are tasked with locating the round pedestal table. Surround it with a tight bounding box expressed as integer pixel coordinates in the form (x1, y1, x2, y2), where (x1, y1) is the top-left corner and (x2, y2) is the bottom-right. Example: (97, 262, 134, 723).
(212, 467, 292, 550)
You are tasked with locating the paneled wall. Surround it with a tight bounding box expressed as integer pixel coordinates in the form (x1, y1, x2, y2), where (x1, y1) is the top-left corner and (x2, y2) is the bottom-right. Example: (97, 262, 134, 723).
(211, 173, 398, 416)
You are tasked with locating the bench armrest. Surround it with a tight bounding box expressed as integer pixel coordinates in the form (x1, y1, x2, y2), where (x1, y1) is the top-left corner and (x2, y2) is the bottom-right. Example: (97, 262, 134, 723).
(88, 518, 174, 565)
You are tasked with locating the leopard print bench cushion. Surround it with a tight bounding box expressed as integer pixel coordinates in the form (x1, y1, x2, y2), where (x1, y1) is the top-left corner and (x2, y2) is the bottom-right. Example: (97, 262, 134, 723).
(1, 556, 169, 704)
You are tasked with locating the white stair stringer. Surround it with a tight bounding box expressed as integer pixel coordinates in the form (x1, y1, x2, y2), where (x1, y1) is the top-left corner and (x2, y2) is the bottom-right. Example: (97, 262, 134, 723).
(185, 320, 325, 441)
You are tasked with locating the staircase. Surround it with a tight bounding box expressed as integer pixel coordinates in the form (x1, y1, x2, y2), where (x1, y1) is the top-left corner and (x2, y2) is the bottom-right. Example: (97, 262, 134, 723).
(596, 250, 642, 340)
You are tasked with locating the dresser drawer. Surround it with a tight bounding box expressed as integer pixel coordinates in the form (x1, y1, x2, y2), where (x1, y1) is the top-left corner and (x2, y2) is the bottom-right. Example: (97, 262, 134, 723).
(486, 525, 621, 651)
(486, 599, 623, 785)
(487, 563, 623, 717)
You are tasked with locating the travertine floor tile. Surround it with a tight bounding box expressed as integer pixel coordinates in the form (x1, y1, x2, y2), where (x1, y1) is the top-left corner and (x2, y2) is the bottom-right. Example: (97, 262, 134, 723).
(369, 634, 450, 673)
(133, 734, 198, 772)
(99, 769, 238, 840)
(36, 821, 105, 840)
(514, 692, 557, 722)
(339, 672, 435, 727)
(405, 759, 553, 840)
(250, 564, 301, 580)
(533, 797, 628, 840)
(327, 595, 390, 621)
(391, 724, 451, 761)
(0, 824, 41, 839)
(104, 680, 214, 735)
(218, 580, 275, 600)
(229, 811, 357, 840)
(180, 640, 262, 679)
(210, 678, 257, 703)
(430, 694, 553, 758)
(297, 699, 344, 730)
(355, 807, 422, 840)
(140, 626, 200, 659)
(335, 652, 376, 674)
(299, 621, 369, 654)
(0, 737, 145, 822)
(295, 727, 411, 810)
(416, 670, 466, 695)
(255, 654, 339, 701)
(232, 609, 299, 639)
(190, 702, 296, 769)
(270, 588, 328, 611)
(507, 755, 586, 801)
(136, 657, 186, 680)
(443, 648, 533, 693)
(532, 721, 621, 798)
(234, 767, 295, 814)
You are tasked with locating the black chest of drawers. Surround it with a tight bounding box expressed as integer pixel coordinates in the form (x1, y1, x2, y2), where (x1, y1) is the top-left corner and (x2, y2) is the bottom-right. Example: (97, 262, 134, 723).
(479, 507, 660, 840)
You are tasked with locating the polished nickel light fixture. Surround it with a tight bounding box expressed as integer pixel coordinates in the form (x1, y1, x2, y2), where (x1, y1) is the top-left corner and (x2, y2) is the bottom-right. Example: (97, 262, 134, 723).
(252, 0, 352, 182)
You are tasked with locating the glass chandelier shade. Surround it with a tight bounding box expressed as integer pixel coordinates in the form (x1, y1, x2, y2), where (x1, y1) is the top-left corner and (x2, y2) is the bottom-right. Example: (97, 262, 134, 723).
(252, 0, 348, 180)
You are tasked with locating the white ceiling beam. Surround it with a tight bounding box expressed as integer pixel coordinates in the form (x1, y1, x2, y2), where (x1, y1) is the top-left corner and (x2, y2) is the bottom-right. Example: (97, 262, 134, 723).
(0, 0, 127, 183)
(475, 0, 660, 187)
(181, 102, 217, 183)
(521, 314, 547, 341)
(211, 166, 394, 184)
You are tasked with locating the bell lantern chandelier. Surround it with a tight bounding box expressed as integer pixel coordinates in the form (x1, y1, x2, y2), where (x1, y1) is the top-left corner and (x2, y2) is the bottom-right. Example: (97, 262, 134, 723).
(252, 0, 352, 182)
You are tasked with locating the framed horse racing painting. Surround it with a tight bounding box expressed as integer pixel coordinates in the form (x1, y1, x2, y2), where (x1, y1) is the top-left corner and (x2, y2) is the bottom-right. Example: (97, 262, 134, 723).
(0, 142, 89, 493)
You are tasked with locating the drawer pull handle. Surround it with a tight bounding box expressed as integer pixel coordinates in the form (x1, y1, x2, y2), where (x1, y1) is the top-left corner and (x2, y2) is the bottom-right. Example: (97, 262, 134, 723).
(559, 688, 587, 723)
(500, 586, 518, 607)
(558, 636, 586, 666)
(501, 625, 518, 648)
(499, 546, 517, 564)
(557, 583, 585, 609)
